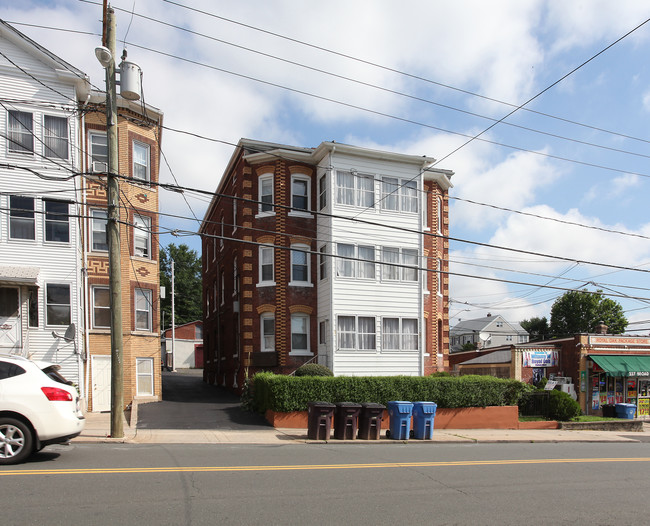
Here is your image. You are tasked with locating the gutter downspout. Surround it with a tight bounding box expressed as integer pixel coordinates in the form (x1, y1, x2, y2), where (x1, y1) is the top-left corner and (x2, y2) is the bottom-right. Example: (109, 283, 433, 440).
(419, 168, 425, 377)
(80, 92, 91, 410)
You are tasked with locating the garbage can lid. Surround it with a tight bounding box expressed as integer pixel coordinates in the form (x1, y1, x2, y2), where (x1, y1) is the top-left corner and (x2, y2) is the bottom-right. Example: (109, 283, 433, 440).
(308, 401, 336, 407)
(361, 402, 386, 409)
(336, 402, 362, 408)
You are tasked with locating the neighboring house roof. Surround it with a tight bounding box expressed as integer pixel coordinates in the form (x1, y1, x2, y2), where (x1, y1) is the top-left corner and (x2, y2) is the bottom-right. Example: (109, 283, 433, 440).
(457, 350, 512, 365)
(450, 314, 528, 336)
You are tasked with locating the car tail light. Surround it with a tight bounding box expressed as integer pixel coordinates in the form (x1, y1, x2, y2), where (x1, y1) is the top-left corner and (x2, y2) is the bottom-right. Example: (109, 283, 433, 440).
(41, 386, 73, 402)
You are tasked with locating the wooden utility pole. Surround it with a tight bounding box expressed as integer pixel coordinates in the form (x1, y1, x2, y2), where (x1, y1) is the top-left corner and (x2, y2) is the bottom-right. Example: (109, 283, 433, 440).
(105, 6, 124, 438)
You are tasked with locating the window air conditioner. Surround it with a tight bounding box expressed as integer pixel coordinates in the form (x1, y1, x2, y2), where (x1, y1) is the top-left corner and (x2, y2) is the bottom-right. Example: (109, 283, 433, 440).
(92, 161, 108, 173)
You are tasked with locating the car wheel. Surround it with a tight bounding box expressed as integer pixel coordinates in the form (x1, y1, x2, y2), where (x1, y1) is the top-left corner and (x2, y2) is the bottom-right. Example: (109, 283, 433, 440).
(0, 418, 34, 465)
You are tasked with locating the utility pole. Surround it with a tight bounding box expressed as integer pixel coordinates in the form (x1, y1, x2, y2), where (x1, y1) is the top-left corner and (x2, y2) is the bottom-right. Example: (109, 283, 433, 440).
(104, 6, 124, 438)
(171, 258, 176, 372)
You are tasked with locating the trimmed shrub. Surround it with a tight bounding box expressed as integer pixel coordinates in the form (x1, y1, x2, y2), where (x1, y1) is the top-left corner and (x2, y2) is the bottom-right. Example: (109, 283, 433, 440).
(547, 390, 581, 421)
(294, 363, 334, 377)
(249, 373, 530, 413)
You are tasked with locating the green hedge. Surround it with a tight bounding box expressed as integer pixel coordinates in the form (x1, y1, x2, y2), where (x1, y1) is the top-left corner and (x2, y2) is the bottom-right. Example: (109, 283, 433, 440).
(250, 373, 530, 413)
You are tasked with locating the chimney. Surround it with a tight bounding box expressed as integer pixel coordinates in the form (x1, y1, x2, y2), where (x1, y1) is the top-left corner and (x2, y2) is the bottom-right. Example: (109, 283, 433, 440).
(594, 321, 608, 334)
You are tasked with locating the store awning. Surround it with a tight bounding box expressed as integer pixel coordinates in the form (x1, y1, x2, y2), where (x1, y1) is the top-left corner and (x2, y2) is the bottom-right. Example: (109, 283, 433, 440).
(590, 355, 650, 377)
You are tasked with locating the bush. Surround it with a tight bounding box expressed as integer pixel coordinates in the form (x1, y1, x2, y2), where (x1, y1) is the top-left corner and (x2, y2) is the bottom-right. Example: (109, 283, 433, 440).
(249, 373, 530, 413)
(547, 390, 581, 421)
(294, 363, 334, 377)
(429, 371, 452, 377)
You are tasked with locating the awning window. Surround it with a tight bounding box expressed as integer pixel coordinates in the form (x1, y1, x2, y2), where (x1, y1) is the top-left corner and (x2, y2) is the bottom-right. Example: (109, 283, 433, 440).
(590, 355, 650, 378)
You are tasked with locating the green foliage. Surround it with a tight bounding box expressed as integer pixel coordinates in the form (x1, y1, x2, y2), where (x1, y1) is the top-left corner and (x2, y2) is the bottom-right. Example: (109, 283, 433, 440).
(294, 363, 334, 377)
(249, 373, 530, 413)
(159, 243, 202, 329)
(240, 377, 254, 412)
(547, 390, 581, 421)
(429, 371, 452, 377)
(535, 377, 548, 390)
(520, 316, 550, 340)
(550, 289, 627, 337)
(461, 342, 477, 351)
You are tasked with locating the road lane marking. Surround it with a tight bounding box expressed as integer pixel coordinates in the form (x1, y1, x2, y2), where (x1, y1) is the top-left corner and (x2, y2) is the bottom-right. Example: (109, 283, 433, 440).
(2, 457, 650, 477)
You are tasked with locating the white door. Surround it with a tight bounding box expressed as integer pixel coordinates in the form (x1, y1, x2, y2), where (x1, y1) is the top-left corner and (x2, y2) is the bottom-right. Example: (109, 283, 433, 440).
(0, 287, 21, 350)
(91, 355, 111, 412)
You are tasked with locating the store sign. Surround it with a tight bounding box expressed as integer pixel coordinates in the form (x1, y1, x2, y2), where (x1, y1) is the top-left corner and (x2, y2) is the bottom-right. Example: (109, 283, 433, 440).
(523, 350, 559, 368)
(629, 371, 650, 377)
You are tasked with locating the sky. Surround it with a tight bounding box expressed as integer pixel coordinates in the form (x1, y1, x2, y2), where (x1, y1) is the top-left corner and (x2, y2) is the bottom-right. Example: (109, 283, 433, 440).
(4, 0, 650, 333)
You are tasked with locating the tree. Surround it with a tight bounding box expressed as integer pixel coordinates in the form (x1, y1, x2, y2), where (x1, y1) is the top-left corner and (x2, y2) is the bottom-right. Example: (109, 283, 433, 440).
(549, 289, 627, 337)
(159, 243, 202, 329)
(519, 316, 550, 341)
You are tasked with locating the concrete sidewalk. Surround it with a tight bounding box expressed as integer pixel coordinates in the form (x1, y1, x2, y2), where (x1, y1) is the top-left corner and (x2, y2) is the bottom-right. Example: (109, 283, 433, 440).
(73, 410, 650, 445)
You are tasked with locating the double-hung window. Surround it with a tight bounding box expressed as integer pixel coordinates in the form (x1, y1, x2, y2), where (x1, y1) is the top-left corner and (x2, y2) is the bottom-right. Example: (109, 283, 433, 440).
(401, 249, 418, 281)
(92, 286, 111, 328)
(335, 171, 374, 207)
(261, 314, 275, 352)
(89, 132, 108, 172)
(8, 111, 33, 153)
(133, 214, 151, 258)
(357, 175, 374, 207)
(319, 175, 327, 210)
(382, 318, 418, 351)
(259, 246, 274, 285)
(43, 115, 68, 159)
(338, 316, 376, 350)
(290, 244, 310, 285)
(91, 209, 108, 251)
(291, 176, 310, 213)
(46, 284, 71, 326)
(44, 200, 69, 243)
(136, 358, 154, 396)
(381, 177, 418, 213)
(132, 141, 150, 182)
(135, 288, 152, 331)
(358, 246, 375, 279)
(319, 245, 328, 280)
(336, 243, 355, 277)
(336, 171, 355, 205)
(259, 174, 273, 214)
(291, 314, 310, 354)
(9, 196, 35, 240)
(381, 247, 400, 281)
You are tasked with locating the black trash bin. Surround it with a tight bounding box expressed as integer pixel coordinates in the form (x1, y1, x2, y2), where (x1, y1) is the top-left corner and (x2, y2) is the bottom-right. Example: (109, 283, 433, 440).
(602, 404, 616, 418)
(307, 401, 336, 440)
(334, 402, 362, 440)
(358, 403, 385, 440)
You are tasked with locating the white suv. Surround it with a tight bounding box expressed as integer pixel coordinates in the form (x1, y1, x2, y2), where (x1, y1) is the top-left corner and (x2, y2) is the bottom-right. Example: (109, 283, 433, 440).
(0, 354, 85, 464)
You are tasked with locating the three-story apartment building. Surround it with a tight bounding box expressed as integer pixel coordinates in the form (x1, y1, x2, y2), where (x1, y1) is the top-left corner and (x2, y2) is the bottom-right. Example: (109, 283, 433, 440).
(200, 139, 453, 392)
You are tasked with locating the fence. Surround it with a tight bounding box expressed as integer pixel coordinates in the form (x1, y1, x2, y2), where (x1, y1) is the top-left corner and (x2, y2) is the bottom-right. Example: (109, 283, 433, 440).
(518, 391, 550, 418)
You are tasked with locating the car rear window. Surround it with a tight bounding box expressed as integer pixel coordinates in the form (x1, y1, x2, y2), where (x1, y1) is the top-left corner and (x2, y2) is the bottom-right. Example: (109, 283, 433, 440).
(41, 365, 73, 385)
(0, 361, 26, 380)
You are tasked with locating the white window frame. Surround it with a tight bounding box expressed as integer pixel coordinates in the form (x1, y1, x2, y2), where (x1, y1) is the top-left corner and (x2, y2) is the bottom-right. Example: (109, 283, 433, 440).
(258, 174, 274, 216)
(89, 131, 108, 172)
(381, 176, 419, 213)
(9, 195, 35, 240)
(133, 214, 151, 259)
(381, 247, 400, 281)
(92, 285, 111, 329)
(258, 245, 275, 286)
(290, 244, 312, 286)
(319, 245, 328, 280)
(45, 283, 71, 327)
(91, 209, 108, 252)
(319, 175, 327, 210)
(43, 199, 70, 244)
(401, 248, 418, 282)
(132, 140, 150, 182)
(289, 174, 311, 216)
(136, 357, 154, 396)
(290, 313, 311, 355)
(135, 288, 152, 331)
(337, 315, 376, 351)
(336, 243, 355, 278)
(43, 115, 68, 159)
(261, 313, 275, 352)
(381, 317, 418, 352)
(8, 110, 33, 154)
(358, 245, 376, 280)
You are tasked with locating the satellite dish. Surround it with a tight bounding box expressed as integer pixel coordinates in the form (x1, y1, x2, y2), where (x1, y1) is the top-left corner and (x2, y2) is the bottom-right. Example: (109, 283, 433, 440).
(479, 332, 490, 342)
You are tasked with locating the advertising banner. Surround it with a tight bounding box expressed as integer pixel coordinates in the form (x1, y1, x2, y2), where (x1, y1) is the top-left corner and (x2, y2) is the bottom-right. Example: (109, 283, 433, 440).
(522, 350, 559, 368)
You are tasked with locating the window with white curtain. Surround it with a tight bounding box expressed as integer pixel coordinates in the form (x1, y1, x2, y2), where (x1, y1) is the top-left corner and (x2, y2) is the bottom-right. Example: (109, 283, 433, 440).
(381, 177, 399, 211)
(8, 110, 33, 153)
(381, 247, 400, 281)
(401, 181, 418, 212)
(261, 314, 275, 352)
(43, 115, 68, 159)
(358, 317, 376, 350)
(338, 316, 376, 350)
(338, 316, 355, 349)
(382, 318, 418, 351)
(358, 246, 375, 279)
(336, 243, 355, 277)
(401, 249, 418, 281)
(357, 175, 374, 207)
(336, 171, 355, 205)
(381, 176, 419, 213)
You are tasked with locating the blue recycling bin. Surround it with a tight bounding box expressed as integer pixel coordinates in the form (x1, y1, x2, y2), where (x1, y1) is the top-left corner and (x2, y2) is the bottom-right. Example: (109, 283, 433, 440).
(615, 403, 636, 419)
(387, 401, 413, 440)
(412, 401, 437, 439)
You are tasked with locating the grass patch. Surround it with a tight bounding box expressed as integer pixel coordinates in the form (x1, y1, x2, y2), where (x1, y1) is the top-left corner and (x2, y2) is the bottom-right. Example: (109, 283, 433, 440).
(573, 415, 621, 422)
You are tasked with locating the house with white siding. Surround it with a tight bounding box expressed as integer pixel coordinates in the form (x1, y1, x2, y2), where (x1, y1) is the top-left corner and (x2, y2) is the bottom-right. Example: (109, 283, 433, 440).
(0, 21, 89, 393)
(200, 139, 453, 392)
(450, 313, 529, 353)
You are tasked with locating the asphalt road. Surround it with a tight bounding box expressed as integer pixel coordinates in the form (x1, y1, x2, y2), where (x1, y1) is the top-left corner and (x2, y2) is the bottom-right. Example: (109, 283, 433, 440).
(3, 441, 650, 525)
(136, 370, 271, 430)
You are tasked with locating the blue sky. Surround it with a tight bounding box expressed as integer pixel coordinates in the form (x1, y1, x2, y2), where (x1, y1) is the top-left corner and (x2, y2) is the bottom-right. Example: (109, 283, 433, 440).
(4, 0, 650, 332)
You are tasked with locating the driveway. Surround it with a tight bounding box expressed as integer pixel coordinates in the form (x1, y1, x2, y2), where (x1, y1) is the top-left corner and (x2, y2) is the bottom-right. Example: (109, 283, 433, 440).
(136, 370, 271, 430)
